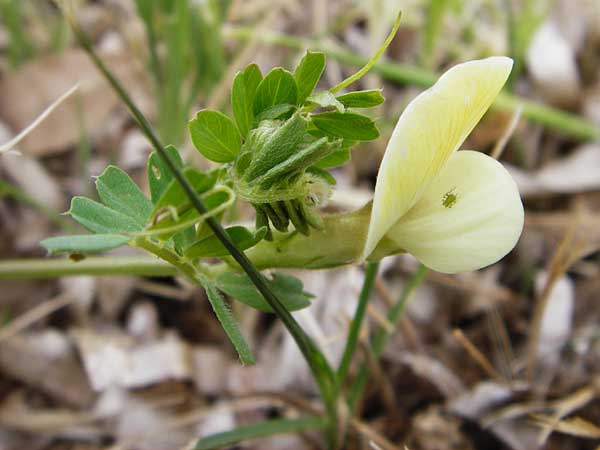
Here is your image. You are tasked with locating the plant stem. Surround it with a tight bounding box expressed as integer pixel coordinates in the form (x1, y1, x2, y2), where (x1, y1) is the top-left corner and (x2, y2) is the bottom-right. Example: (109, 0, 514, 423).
(0, 256, 175, 280)
(224, 26, 600, 141)
(337, 262, 379, 385)
(347, 264, 428, 412)
(61, 9, 338, 446)
(195, 416, 328, 450)
(329, 13, 401, 94)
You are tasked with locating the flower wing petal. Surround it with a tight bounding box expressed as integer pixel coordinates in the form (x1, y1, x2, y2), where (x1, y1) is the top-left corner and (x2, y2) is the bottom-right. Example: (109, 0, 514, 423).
(386, 150, 523, 273)
(362, 57, 513, 260)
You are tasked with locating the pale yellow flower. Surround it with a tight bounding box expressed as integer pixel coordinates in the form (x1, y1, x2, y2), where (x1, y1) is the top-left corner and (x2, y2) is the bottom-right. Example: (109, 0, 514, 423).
(363, 57, 524, 273)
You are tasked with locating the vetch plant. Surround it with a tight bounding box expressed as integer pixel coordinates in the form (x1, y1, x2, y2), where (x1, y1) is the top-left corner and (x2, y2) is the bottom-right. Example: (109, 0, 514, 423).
(36, 7, 525, 448)
(235, 57, 525, 275)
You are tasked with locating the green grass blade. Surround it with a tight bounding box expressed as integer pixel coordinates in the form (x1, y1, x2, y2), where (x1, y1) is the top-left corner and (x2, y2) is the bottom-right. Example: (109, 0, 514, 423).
(337, 262, 379, 384)
(195, 416, 327, 450)
(348, 264, 428, 411)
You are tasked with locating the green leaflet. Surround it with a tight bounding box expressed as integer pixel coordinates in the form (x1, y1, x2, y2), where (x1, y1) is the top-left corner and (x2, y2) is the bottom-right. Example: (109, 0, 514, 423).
(40, 234, 130, 255)
(147, 145, 184, 203)
(310, 112, 380, 141)
(254, 103, 296, 123)
(68, 197, 142, 234)
(184, 226, 267, 258)
(307, 91, 345, 112)
(189, 109, 241, 163)
(201, 277, 256, 365)
(253, 67, 298, 115)
(294, 51, 326, 104)
(216, 272, 313, 313)
(336, 89, 385, 108)
(313, 148, 351, 169)
(152, 167, 218, 215)
(231, 63, 263, 138)
(96, 165, 153, 226)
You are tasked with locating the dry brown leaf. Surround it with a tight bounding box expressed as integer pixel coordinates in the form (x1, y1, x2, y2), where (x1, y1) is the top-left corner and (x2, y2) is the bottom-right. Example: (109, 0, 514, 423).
(0, 332, 95, 407)
(509, 144, 600, 197)
(0, 49, 149, 156)
(0, 391, 98, 436)
(526, 209, 600, 265)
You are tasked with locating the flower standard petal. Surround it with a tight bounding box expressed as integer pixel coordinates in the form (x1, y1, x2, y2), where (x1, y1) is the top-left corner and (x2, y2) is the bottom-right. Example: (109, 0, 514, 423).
(362, 57, 514, 260)
(385, 150, 524, 273)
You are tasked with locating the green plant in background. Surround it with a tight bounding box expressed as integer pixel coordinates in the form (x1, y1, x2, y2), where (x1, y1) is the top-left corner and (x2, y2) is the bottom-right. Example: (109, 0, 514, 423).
(0, 0, 36, 68)
(134, 0, 226, 144)
(505, 0, 548, 87)
(0, 0, 69, 69)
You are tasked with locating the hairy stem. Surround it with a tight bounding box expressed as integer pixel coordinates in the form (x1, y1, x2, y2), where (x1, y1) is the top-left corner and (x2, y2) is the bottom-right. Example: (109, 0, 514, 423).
(0, 256, 175, 280)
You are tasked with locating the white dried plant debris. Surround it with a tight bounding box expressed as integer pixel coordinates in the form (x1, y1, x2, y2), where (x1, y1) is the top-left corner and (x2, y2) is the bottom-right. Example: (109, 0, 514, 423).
(583, 84, 600, 126)
(93, 387, 128, 419)
(115, 397, 190, 450)
(191, 345, 231, 396)
(0, 332, 95, 407)
(97, 276, 137, 319)
(526, 20, 580, 107)
(126, 301, 160, 341)
(59, 276, 97, 322)
(450, 381, 512, 419)
(251, 434, 312, 450)
(463, 266, 504, 315)
(119, 129, 152, 169)
(390, 274, 438, 325)
(508, 144, 600, 196)
(450, 382, 539, 450)
(535, 145, 600, 193)
(330, 186, 372, 210)
(554, 0, 594, 49)
(0, 124, 63, 210)
(195, 403, 236, 441)
(535, 272, 574, 365)
(72, 328, 191, 391)
(296, 266, 365, 366)
(229, 322, 316, 394)
(13, 210, 52, 251)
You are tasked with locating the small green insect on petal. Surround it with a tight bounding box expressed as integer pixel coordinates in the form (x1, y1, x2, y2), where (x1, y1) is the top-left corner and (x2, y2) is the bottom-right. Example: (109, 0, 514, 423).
(385, 151, 524, 273)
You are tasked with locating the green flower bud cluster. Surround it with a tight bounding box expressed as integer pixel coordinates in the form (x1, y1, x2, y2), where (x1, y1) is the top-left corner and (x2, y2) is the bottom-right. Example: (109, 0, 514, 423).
(189, 51, 384, 238)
